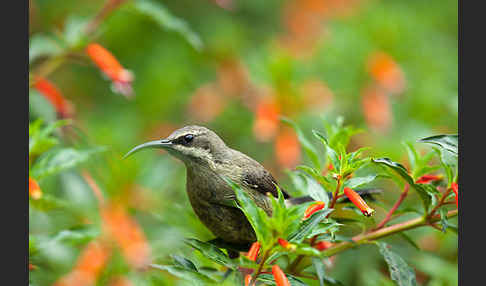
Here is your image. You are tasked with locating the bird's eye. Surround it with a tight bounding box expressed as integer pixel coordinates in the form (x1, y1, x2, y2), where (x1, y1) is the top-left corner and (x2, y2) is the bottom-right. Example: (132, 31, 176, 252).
(183, 134, 194, 144)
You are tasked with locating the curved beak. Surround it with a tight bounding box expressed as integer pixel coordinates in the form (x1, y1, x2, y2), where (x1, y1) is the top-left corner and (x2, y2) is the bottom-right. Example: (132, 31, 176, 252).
(123, 139, 172, 159)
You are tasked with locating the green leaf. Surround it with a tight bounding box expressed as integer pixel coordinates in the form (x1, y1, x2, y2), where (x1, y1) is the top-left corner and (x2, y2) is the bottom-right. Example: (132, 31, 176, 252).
(432, 146, 457, 186)
(257, 273, 307, 286)
(403, 142, 419, 172)
(29, 194, 67, 211)
(171, 254, 198, 272)
(306, 220, 341, 239)
(295, 166, 334, 192)
(226, 178, 272, 246)
(282, 118, 321, 170)
(288, 209, 333, 243)
(372, 158, 432, 212)
(29, 89, 58, 124)
(377, 242, 417, 286)
(132, 0, 203, 51)
(31, 146, 107, 179)
(184, 238, 236, 269)
(63, 16, 89, 47)
(29, 119, 72, 157)
(301, 174, 330, 204)
(29, 34, 63, 64)
(149, 264, 215, 284)
(29, 235, 38, 257)
(418, 135, 458, 156)
(312, 257, 326, 286)
(51, 228, 99, 246)
(344, 174, 377, 189)
(313, 130, 340, 173)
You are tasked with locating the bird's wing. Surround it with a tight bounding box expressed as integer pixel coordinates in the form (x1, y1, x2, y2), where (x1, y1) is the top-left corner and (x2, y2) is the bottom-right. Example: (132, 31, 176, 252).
(231, 150, 291, 199)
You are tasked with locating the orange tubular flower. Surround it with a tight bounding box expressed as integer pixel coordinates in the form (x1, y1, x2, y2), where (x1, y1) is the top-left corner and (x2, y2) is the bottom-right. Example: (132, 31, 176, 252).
(314, 240, 332, 251)
(343, 187, 375, 217)
(272, 264, 290, 286)
(85, 43, 134, 98)
(451, 182, 458, 208)
(101, 203, 151, 269)
(275, 129, 301, 169)
(252, 96, 280, 142)
(416, 174, 442, 184)
(34, 77, 73, 118)
(244, 274, 252, 286)
(29, 176, 42, 200)
(278, 238, 296, 251)
(304, 201, 325, 219)
(246, 242, 261, 261)
(367, 52, 406, 94)
(54, 240, 112, 286)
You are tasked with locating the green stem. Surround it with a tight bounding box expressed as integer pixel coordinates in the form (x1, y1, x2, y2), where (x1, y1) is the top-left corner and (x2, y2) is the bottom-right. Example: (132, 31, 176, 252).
(329, 178, 342, 209)
(250, 248, 271, 286)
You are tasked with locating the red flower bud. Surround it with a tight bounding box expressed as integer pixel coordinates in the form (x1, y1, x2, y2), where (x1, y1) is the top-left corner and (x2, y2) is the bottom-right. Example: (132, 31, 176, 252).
(272, 264, 290, 286)
(278, 238, 296, 251)
(86, 43, 134, 98)
(34, 77, 74, 118)
(304, 201, 325, 219)
(327, 163, 334, 171)
(29, 176, 42, 199)
(246, 242, 261, 261)
(451, 182, 458, 208)
(343, 187, 375, 216)
(416, 174, 442, 184)
(314, 241, 333, 251)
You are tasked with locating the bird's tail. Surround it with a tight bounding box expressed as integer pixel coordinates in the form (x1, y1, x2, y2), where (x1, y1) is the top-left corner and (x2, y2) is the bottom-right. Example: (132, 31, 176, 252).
(285, 188, 382, 206)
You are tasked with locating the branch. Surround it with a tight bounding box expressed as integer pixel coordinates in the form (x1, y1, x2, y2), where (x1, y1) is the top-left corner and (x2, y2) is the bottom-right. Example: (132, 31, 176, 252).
(372, 184, 409, 231)
(322, 209, 458, 257)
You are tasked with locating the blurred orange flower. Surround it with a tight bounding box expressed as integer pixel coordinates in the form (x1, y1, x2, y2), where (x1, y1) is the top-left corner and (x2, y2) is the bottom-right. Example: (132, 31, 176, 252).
(54, 240, 112, 286)
(275, 128, 301, 168)
(244, 274, 252, 286)
(253, 96, 280, 142)
(101, 203, 151, 269)
(85, 43, 134, 98)
(217, 59, 250, 96)
(367, 52, 406, 94)
(109, 277, 134, 286)
(33, 77, 74, 118)
(29, 176, 42, 200)
(187, 83, 226, 122)
(300, 80, 334, 113)
(361, 85, 392, 132)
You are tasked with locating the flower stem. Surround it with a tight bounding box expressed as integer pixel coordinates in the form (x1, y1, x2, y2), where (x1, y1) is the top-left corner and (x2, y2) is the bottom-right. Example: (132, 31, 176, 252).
(372, 184, 409, 231)
(250, 248, 271, 286)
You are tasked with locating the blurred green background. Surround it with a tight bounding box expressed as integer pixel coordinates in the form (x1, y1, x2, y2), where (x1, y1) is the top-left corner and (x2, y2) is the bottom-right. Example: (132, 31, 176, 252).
(29, 0, 458, 285)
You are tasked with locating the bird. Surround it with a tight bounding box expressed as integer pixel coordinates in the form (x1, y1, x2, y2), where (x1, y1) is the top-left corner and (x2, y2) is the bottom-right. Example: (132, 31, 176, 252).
(124, 125, 379, 257)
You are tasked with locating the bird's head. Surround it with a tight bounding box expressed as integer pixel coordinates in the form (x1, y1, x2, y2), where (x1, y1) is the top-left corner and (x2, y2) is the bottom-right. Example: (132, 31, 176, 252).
(124, 125, 228, 165)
